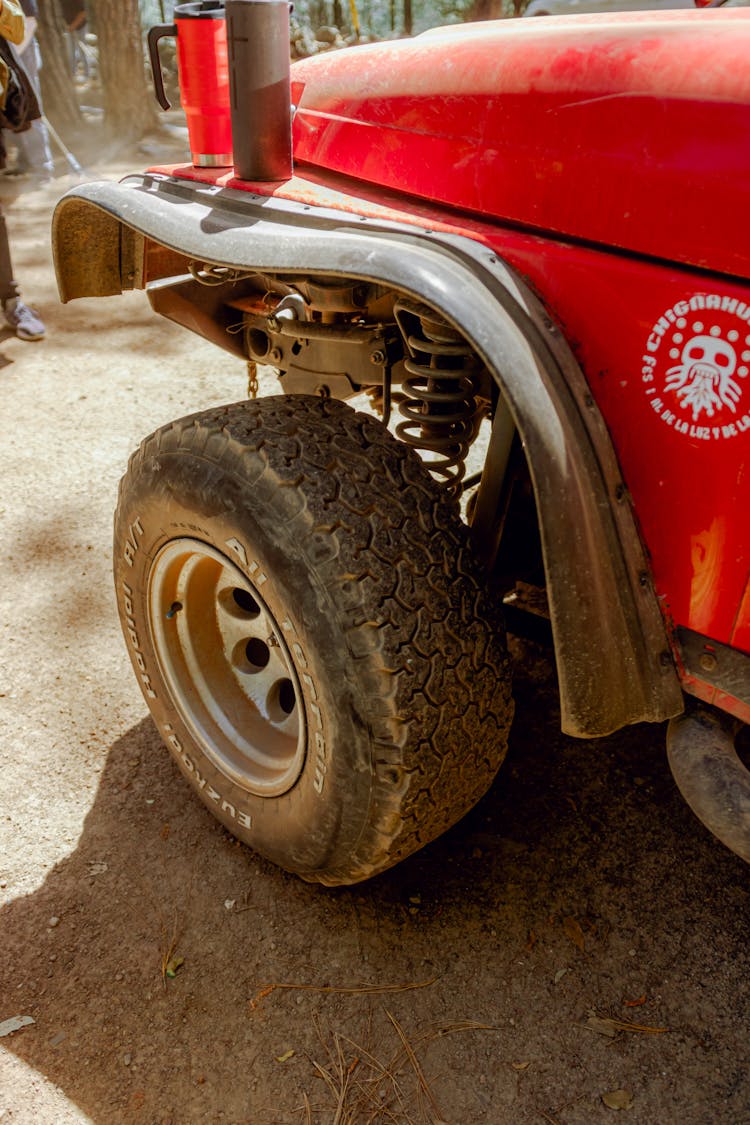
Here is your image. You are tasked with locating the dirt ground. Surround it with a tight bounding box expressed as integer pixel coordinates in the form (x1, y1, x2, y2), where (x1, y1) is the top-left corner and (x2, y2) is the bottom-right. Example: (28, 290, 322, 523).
(0, 149, 749, 1125)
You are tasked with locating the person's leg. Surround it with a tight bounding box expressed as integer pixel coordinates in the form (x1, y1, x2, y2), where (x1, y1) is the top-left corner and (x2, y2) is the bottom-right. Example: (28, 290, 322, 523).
(15, 120, 54, 181)
(15, 43, 54, 180)
(0, 207, 20, 305)
(0, 206, 45, 340)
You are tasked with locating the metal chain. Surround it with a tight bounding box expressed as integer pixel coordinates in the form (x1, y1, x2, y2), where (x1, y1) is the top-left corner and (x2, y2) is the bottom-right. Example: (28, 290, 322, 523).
(247, 360, 259, 400)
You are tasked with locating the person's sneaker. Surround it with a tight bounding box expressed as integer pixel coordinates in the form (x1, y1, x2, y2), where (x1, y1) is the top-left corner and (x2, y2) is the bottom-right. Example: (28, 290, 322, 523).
(3, 298, 45, 341)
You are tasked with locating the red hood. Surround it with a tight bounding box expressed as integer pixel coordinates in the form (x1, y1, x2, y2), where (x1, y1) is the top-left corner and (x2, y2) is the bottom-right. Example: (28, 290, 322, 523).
(291, 11, 750, 279)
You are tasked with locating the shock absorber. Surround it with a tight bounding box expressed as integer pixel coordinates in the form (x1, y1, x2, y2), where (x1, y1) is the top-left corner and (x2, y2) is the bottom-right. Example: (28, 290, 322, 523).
(394, 301, 481, 495)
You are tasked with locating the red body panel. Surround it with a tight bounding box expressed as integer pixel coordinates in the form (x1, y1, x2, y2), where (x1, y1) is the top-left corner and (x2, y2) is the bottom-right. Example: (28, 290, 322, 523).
(291, 11, 750, 279)
(152, 10, 750, 712)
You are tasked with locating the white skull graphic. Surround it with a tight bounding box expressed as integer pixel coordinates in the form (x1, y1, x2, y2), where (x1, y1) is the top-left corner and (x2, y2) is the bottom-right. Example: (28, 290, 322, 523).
(665, 333, 741, 420)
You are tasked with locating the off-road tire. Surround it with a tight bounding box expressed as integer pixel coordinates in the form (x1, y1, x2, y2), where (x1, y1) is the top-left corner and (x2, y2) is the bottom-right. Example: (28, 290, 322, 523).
(113, 395, 513, 885)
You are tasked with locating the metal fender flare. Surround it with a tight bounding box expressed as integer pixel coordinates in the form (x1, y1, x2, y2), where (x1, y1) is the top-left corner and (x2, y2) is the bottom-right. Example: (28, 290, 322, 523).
(52, 174, 684, 737)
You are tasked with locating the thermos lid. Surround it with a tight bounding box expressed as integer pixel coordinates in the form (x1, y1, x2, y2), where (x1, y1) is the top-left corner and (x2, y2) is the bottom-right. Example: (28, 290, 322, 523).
(174, 0, 225, 18)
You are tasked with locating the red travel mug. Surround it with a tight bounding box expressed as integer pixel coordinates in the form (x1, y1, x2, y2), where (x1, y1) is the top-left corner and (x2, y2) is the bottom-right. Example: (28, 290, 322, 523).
(148, 1, 232, 169)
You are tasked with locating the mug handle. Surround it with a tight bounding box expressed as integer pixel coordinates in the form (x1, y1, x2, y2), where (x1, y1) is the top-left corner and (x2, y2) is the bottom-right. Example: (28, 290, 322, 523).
(147, 23, 178, 111)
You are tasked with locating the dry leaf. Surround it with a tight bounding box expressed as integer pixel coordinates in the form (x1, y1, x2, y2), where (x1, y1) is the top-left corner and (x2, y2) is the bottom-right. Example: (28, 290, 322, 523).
(512, 1061, 530, 1071)
(623, 995, 647, 1007)
(584, 1012, 618, 1038)
(554, 968, 569, 984)
(602, 1089, 633, 1110)
(165, 956, 184, 979)
(276, 1049, 295, 1063)
(563, 916, 586, 953)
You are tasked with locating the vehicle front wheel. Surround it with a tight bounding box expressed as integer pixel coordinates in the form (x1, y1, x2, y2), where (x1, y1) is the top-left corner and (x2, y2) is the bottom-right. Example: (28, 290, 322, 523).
(113, 395, 513, 885)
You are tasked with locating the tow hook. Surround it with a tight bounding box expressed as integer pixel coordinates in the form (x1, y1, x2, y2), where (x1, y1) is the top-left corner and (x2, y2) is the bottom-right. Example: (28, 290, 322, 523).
(667, 705, 750, 863)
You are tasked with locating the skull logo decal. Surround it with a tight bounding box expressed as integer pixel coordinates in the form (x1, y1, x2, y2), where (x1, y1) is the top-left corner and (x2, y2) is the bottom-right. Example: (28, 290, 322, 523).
(642, 297, 750, 440)
(664, 333, 741, 421)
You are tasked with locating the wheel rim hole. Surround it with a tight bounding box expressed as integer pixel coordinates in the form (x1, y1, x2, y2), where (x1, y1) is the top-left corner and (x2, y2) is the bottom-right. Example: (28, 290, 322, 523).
(245, 637, 270, 672)
(278, 678, 296, 715)
(267, 677, 297, 724)
(232, 587, 261, 617)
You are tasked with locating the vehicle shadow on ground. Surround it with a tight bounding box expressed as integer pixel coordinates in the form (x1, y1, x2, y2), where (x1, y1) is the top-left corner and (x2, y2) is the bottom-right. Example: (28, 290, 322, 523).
(1, 649, 749, 1124)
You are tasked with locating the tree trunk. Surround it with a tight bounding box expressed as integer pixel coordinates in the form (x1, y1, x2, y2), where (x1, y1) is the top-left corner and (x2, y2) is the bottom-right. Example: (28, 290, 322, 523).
(37, 0, 81, 133)
(96, 0, 156, 143)
(403, 0, 412, 35)
(466, 0, 508, 17)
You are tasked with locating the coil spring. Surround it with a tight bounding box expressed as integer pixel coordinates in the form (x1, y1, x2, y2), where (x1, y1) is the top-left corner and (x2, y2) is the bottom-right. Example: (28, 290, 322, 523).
(394, 302, 480, 494)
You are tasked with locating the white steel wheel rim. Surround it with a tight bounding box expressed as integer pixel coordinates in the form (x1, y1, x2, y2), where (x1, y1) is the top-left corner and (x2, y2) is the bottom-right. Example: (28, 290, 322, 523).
(148, 538, 305, 798)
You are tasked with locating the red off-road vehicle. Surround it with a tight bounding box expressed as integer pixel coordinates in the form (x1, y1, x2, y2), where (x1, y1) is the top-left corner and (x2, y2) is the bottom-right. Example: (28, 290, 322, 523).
(53, 8, 750, 884)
